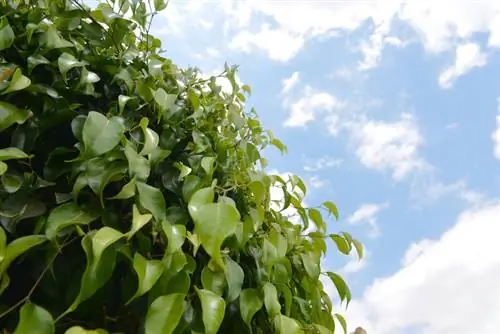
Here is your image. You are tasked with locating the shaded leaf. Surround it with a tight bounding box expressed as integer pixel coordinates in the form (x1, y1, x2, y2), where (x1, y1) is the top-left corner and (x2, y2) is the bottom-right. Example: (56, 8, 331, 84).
(14, 302, 54, 334)
(224, 257, 244, 302)
(136, 181, 166, 221)
(327, 272, 351, 305)
(0, 147, 31, 161)
(262, 282, 280, 319)
(0, 102, 31, 132)
(240, 288, 263, 330)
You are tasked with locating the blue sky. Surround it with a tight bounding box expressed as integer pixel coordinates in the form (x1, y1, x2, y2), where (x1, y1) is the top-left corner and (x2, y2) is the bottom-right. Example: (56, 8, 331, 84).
(150, 1, 500, 333)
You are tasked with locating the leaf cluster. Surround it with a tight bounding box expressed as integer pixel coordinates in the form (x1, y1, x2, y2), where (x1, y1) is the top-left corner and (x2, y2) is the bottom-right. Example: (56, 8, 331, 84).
(0, 1, 363, 333)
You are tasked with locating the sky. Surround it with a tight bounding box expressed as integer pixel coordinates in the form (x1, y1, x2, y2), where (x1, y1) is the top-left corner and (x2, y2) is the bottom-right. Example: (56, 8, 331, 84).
(147, 1, 500, 333)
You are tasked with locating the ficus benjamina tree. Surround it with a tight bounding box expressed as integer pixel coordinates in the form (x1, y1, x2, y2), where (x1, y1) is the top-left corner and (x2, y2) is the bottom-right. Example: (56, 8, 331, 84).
(0, 0, 364, 333)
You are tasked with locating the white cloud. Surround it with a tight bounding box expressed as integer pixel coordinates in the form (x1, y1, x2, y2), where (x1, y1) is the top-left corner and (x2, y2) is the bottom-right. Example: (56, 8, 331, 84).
(492, 98, 500, 160)
(343, 201, 500, 334)
(340, 253, 369, 275)
(438, 43, 487, 88)
(411, 178, 485, 206)
(282, 72, 300, 94)
(309, 175, 327, 189)
(283, 86, 344, 128)
(348, 203, 389, 238)
(349, 113, 428, 180)
(304, 156, 342, 172)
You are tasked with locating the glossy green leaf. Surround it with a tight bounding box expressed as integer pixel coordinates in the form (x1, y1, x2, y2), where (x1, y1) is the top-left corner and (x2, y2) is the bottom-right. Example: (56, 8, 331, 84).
(0, 147, 31, 161)
(0, 235, 46, 276)
(327, 272, 352, 305)
(2, 68, 31, 95)
(240, 288, 263, 329)
(124, 143, 150, 181)
(274, 315, 303, 334)
(109, 178, 136, 200)
(129, 204, 152, 239)
(138, 118, 159, 156)
(0, 17, 14, 51)
(14, 302, 54, 334)
(323, 201, 339, 220)
(145, 294, 185, 334)
(82, 111, 125, 157)
(262, 282, 280, 319)
(195, 287, 226, 334)
(0, 227, 5, 263)
(45, 202, 99, 240)
(58, 53, 88, 78)
(162, 221, 186, 254)
(128, 253, 163, 303)
(224, 257, 244, 302)
(334, 313, 348, 334)
(0, 101, 31, 131)
(91, 227, 123, 264)
(201, 265, 226, 295)
(188, 188, 240, 268)
(136, 181, 166, 222)
(153, 88, 176, 115)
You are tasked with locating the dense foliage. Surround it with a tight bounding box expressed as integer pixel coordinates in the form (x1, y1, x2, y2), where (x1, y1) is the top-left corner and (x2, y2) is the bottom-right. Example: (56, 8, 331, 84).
(0, 0, 363, 333)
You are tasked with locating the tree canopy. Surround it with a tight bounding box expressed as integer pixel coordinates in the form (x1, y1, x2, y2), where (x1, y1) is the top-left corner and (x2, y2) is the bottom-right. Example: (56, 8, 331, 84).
(0, 0, 362, 333)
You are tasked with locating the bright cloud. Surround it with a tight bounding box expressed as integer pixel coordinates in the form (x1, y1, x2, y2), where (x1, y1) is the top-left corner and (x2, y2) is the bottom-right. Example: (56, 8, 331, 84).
(348, 203, 389, 238)
(493, 99, 500, 160)
(304, 156, 342, 172)
(348, 114, 428, 180)
(438, 43, 487, 88)
(282, 71, 300, 94)
(344, 202, 500, 334)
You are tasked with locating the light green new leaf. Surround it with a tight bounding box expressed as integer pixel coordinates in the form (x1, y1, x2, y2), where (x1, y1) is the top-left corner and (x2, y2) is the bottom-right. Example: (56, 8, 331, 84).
(262, 283, 281, 319)
(57, 53, 88, 78)
(189, 202, 240, 268)
(14, 302, 54, 334)
(145, 294, 185, 334)
(0, 235, 46, 276)
(201, 265, 226, 296)
(195, 287, 226, 334)
(187, 187, 214, 215)
(128, 253, 163, 304)
(0, 147, 31, 161)
(0, 18, 14, 51)
(2, 68, 31, 95)
(224, 257, 244, 302)
(138, 118, 159, 156)
(322, 201, 339, 220)
(308, 208, 325, 232)
(352, 239, 364, 260)
(136, 181, 166, 222)
(188, 88, 200, 110)
(240, 288, 263, 330)
(329, 234, 351, 255)
(0, 162, 6, 176)
(200, 157, 215, 179)
(153, 0, 169, 12)
(118, 95, 134, 114)
(153, 88, 176, 114)
(82, 111, 124, 157)
(0, 101, 31, 132)
(42, 25, 73, 49)
(162, 222, 186, 254)
(128, 205, 152, 239)
(45, 202, 99, 240)
(327, 272, 352, 305)
(274, 315, 303, 334)
(300, 253, 320, 280)
(91, 227, 123, 265)
(334, 313, 348, 334)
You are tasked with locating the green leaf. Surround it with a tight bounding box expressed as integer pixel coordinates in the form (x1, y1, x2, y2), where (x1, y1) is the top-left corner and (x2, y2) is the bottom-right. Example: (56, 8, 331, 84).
(326, 272, 351, 305)
(300, 252, 320, 279)
(58, 53, 88, 78)
(138, 118, 159, 156)
(0, 162, 6, 175)
(145, 294, 185, 334)
(92, 227, 123, 264)
(200, 157, 215, 179)
(201, 265, 226, 295)
(42, 25, 73, 49)
(64, 327, 108, 334)
(162, 222, 186, 254)
(27, 55, 50, 74)
(323, 201, 339, 220)
(330, 234, 350, 255)
(128, 253, 163, 304)
(2, 68, 31, 95)
(262, 283, 281, 319)
(153, 88, 176, 116)
(136, 181, 166, 222)
(0, 17, 14, 51)
(0, 227, 5, 263)
(308, 208, 326, 232)
(224, 257, 244, 302)
(109, 178, 136, 200)
(45, 202, 99, 240)
(129, 204, 152, 239)
(0, 147, 31, 161)
(274, 315, 303, 334)
(0, 235, 46, 276)
(352, 239, 364, 260)
(154, 0, 169, 12)
(195, 287, 226, 334)
(118, 95, 133, 114)
(334, 313, 348, 334)
(124, 143, 150, 181)
(0, 101, 31, 132)
(14, 302, 54, 334)
(188, 188, 240, 268)
(240, 288, 263, 330)
(82, 111, 125, 157)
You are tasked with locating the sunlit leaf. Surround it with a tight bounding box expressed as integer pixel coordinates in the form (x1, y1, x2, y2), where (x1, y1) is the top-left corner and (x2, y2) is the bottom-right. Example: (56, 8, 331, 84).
(136, 181, 166, 222)
(14, 303, 54, 334)
(45, 202, 99, 240)
(162, 221, 186, 254)
(240, 288, 263, 330)
(195, 287, 226, 334)
(128, 252, 163, 303)
(82, 111, 125, 157)
(145, 294, 185, 334)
